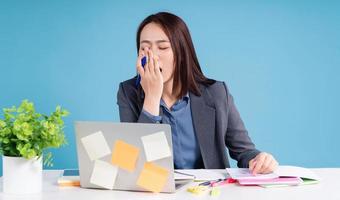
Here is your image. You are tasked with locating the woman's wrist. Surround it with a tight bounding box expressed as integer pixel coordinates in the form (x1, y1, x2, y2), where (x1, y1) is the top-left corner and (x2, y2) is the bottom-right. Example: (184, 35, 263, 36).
(143, 96, 161, 116)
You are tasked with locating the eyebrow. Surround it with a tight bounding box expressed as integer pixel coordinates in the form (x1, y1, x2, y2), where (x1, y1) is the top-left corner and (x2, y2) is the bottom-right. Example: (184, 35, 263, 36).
(140, 40, 170, 44)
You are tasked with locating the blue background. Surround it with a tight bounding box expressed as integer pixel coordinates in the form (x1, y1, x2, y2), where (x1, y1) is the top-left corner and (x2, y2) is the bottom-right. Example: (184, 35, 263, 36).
(1, 1, 339, 175)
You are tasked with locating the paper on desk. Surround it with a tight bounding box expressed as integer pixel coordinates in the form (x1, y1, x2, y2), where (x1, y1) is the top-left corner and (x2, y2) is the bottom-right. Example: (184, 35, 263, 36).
(226, 168, 278, 180)
(175, 169, 228, 181)
(274, 166, 321, 180)
(226, 166, 320, 181)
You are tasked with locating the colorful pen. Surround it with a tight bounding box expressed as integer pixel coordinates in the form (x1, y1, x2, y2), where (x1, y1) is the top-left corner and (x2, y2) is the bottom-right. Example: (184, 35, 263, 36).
(198, 179, 223, 186)
(210, 178, 237, 187)
(198, 178, 237, 187)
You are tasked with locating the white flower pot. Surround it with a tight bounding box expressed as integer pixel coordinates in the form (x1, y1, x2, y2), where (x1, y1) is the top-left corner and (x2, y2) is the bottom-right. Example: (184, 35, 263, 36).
(2, 155, 42, 194)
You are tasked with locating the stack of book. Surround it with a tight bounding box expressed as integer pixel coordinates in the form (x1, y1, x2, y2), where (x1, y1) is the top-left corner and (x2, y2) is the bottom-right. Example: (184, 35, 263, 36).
(226, 166, 320, 188)
(57, 169, 80, 187)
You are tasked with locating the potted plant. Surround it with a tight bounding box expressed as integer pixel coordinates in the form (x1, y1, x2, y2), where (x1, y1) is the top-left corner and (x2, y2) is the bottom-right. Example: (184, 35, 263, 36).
(0, 99, 69, 194)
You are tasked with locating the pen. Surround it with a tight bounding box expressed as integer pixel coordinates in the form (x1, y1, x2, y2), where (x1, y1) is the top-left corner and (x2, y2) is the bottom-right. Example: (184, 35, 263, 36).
(135, 56, 147, 86)
(198, 180, 213, 186)
(198, 179, 223, 186)
(210, 178, 236, 187)
(174, 170, 196, 178)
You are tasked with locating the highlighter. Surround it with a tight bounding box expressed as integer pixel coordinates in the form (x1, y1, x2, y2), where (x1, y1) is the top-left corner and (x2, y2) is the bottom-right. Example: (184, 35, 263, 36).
(135, 56, 147, 86)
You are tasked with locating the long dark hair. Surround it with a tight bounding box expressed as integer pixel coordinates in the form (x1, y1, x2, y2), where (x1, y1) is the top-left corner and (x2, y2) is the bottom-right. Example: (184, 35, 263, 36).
(136, 12, 215, 98)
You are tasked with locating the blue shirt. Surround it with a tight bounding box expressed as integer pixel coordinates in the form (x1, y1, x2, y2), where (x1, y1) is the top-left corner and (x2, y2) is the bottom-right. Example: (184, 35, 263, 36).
(142, 94, 203, 169)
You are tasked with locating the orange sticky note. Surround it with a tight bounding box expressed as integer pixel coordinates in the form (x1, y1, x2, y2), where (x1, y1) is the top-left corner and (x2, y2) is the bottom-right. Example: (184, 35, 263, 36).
(136, 162, 169, 193)
(111, 140, 140, 172)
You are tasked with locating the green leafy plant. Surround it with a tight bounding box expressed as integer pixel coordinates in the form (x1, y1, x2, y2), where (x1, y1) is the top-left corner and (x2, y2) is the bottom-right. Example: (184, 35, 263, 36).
(0, 100, 69, 167)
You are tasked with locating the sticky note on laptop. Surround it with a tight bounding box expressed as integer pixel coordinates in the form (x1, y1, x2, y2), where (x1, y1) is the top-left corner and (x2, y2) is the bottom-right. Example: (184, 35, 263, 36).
(136, 162, 169, 193)
(81, 131, 111, 161)
(111, 140, 140, 172)
(90, 160, 118, 190)
(141, 132, 171, 162)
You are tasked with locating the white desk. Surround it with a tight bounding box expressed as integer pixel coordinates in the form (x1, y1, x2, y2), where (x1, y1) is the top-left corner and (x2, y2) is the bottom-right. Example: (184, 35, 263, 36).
(1, 168, 340, 200)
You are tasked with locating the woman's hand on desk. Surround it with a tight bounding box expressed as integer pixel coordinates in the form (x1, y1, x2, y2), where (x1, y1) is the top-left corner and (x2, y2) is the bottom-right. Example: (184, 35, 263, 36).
(248, 152, 278, 175)
(137, 48, 163, 116)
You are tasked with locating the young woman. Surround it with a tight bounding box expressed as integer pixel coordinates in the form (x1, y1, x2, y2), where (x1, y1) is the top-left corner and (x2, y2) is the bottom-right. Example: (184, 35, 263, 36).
(117, 12, 278, 173)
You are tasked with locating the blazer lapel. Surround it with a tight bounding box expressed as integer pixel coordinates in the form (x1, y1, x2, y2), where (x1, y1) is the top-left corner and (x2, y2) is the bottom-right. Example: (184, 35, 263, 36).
(190, 86, 217, 169)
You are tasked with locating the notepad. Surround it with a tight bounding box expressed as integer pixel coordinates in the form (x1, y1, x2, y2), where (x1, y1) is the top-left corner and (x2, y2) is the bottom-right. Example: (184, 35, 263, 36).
(259, 178, 319, 188)
(238, 177, 303, 186)
(274, 166, 320, 181)
(141, 132, 171, 162)
(81, 131, 111, 161)
(90, 160, 118, 189)
(111, 140, 140, 172)
(226, 166, 320, 187)
(136, 162, 169, 193)
(226, 168, 278, 180)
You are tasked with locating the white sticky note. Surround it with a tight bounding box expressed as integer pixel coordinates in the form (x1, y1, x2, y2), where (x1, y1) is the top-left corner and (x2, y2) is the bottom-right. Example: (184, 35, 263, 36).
(81, 131, 111, 161)
(90, 160, 118, 190)
(141, 131, 171, 162)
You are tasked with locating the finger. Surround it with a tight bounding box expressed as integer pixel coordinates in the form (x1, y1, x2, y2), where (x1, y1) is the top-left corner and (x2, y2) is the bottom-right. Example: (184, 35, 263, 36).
(137, 65, 145, 77)
(141, 50, 145, 58)
(248, 159, 256, 171)
(262, 159, 276, 174)
(148, 50, 155, 75)
(258, 156, 272, 174)
(252, 155, 266, 175)
(154, 56, 161, 75)
(136, 53, 146, 74)
(136, 52, 144, 67)
(138, 48, 144, 57)
(144, 51, 150, 74)
(268, 160, 279, 173)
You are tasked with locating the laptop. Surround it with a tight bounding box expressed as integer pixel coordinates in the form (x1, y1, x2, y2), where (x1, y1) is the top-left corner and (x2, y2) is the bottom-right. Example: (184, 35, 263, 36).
(74, 121, 177, 193)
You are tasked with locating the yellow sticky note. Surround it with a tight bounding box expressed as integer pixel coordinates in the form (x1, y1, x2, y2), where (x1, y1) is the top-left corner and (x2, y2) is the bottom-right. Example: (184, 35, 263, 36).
(136, 162, 169, 193)
(111, 140, 140, 172)
(187, 186, 208, 195)
(210, 187, 221, 196)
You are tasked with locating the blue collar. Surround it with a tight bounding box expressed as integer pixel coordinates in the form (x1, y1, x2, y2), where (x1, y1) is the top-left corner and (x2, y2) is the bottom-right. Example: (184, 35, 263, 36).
(160, 92, 190, 111)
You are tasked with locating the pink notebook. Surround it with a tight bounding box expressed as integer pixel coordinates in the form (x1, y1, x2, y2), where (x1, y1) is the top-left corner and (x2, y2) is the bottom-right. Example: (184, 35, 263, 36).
(238, 177, 303, 186)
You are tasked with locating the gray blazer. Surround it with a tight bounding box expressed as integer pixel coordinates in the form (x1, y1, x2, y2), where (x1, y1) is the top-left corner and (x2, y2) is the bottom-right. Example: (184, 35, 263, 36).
(117, 77, 260, 169)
